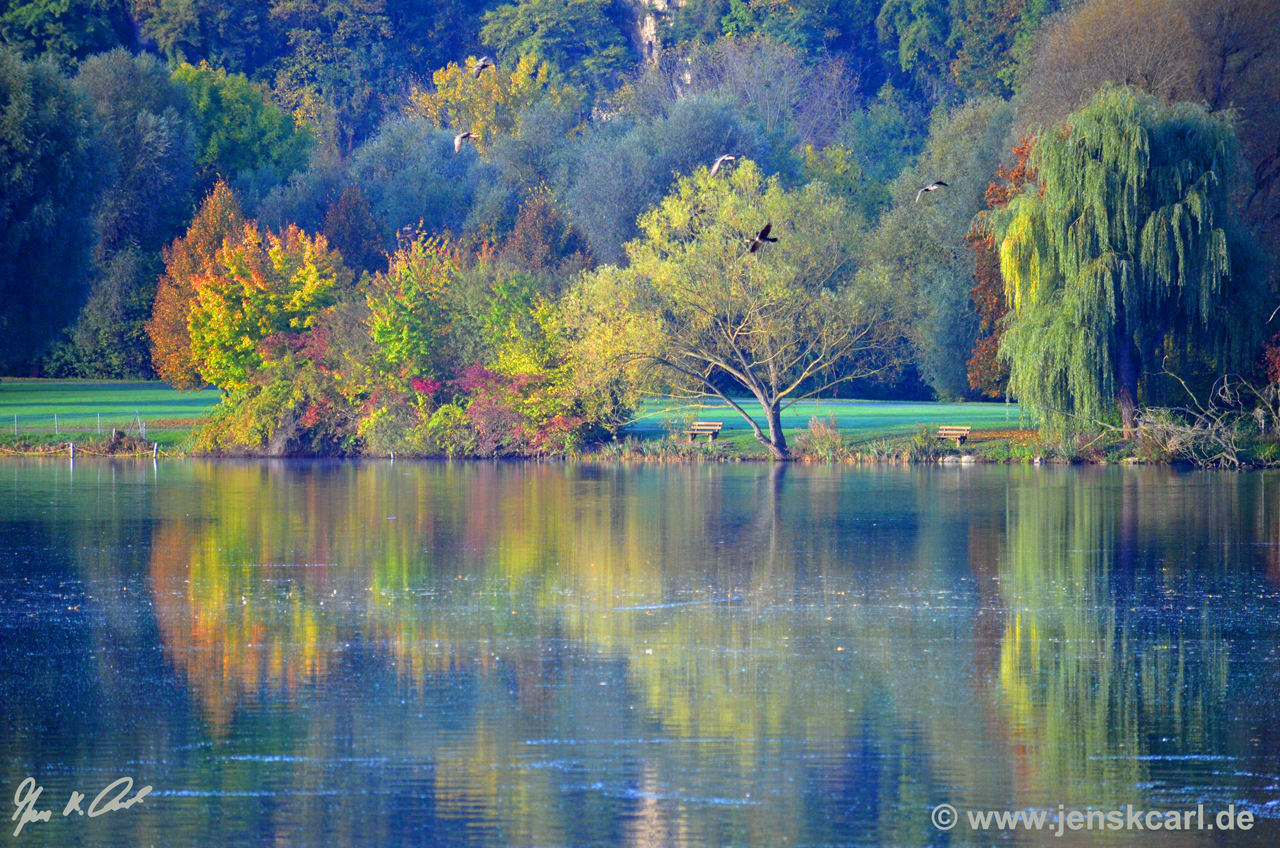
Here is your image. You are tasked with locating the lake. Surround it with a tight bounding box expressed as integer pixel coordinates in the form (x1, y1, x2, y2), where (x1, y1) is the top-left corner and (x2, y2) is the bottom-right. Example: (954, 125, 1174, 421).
(1, 460, 1278, 846)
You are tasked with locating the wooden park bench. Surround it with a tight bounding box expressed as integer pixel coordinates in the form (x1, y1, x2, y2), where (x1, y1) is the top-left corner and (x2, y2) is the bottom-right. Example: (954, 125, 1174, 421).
(684, 421, 724, 442)
(937, 425, 972, 447)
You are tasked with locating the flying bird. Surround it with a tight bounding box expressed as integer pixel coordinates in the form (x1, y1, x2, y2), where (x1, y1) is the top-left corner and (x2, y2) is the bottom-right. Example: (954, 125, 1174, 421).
(473, 56, 495, 78)
(709, 154, 739, 178)
(454, 132, 478, 153)
(915, 181, 948, 203)
(747, 223, 777, 253)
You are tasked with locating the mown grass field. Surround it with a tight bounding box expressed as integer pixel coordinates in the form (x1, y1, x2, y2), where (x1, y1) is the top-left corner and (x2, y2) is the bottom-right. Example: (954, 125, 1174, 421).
(626, 397, 1025, 450)
(0, 380, 221, 449)
(0, 380, 1030, 455)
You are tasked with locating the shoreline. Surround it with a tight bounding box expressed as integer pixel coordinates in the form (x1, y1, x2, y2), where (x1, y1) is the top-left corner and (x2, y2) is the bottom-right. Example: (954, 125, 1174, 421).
(0, 442, 1246, 469)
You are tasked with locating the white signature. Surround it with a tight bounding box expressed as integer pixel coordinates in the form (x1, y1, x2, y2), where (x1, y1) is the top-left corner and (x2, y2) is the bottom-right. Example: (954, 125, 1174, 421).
(11, 776, 152, 836)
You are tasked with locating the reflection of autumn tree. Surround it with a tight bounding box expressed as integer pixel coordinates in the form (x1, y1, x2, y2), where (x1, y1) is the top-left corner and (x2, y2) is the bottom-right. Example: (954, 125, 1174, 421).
(138, 461, 1257, 845)
(143, 462, 1000, 843)
(150, 521, 337, 731)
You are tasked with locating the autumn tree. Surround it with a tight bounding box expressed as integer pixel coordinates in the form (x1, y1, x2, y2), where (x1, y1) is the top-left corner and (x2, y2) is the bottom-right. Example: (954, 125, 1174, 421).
(148, 180, 247, 389)
(407, 52, 579, 152)
(991, 87, 1264, 436)
(188, 222, 351, 392)
(364, 235, 461, 388)
(495, 188, 591, 284)
(322, 184, 384, 274)
(569, 160, 894, 459)
(966, 135, 1036, 397)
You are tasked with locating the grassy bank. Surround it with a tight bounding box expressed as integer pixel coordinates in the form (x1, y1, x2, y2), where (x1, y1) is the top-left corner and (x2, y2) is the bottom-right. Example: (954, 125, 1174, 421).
(0, 380, 1042, 460)
(0, 380, 220, 453)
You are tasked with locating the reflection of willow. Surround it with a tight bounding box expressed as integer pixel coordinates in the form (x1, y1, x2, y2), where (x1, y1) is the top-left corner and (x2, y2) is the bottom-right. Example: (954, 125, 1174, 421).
(997, 471, 1230, 805)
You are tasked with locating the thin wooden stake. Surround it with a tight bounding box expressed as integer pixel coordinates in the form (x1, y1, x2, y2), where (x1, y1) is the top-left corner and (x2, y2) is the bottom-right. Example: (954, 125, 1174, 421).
(152, 442, 158, 459)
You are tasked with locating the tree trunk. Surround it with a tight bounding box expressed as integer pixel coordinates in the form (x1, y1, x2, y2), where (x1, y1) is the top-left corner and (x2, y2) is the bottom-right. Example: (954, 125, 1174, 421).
(765, 401, 788, 459)
(1116, 338, 1139, 438)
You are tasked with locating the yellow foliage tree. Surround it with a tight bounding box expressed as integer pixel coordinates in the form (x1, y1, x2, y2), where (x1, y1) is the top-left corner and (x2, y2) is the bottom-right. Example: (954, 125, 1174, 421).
(188, 223, 351, 393)
(407, 53, 578, 151)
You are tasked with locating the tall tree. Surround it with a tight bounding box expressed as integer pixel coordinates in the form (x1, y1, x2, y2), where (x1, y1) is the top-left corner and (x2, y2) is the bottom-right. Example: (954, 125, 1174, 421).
(0, 49, 98, 373)
(857, 97, 1013, 400)
(991, 87, 1264, 436)
(1018, 0, 1280, 256)
(567, 94, 773, 265)
(479, 0, 634, 91)
(0, 0, 136, 69)
(133, 0, 281, 76)
(322, 184, 383, 274)
(173, 62, 312, 190)
(188, 221, 350, 392)
(148, 180, 247, 389)
(407, 52, 578, 151)
(52, 48, 196, 377)
(268, 0, 394, 150)
(568, 160, 894, 458)
(966, 135, 1036, 397)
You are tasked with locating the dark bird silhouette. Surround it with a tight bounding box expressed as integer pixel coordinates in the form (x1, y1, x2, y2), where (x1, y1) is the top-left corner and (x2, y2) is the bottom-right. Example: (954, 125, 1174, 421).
(915, 181, 948, 203)
(473, 56, 495, 78)
(454, 132, 478, 153)
(747, 223, 777, 253)
(709, 154, 739, 178)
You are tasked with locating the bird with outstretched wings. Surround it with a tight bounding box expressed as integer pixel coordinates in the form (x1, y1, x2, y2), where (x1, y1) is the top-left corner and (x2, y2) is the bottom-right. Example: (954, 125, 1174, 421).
(915, 181, 948, 203)
(747, 223, 778, 253)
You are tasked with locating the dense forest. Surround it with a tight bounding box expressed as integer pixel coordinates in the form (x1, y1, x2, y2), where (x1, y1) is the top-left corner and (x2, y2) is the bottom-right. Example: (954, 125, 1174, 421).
(2, 0, 1278, 457)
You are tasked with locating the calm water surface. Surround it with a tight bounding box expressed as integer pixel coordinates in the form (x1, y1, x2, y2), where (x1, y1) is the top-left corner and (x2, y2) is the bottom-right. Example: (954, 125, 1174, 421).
(1, 460, 1278, 846)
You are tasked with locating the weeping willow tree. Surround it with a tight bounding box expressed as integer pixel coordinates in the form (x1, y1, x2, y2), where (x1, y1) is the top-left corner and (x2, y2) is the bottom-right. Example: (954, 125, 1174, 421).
(991, 86, 1264, 437)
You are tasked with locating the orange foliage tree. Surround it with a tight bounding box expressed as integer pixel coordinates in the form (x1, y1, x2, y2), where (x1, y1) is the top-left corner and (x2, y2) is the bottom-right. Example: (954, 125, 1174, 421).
(966, 136, 1036, 397)
(147, 181, 246, 389)
(188, 223, 350, 392)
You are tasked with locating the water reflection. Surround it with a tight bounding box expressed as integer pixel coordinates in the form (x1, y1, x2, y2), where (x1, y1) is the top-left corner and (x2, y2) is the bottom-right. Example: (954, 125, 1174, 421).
(0, 461, 1277, 846)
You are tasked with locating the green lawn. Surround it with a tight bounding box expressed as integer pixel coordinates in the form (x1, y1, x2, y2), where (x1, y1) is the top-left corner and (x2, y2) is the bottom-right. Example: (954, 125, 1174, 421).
(626, 397, 1025, 445)
(0, 381, 1029, 454)
(0, 380, 220, 445)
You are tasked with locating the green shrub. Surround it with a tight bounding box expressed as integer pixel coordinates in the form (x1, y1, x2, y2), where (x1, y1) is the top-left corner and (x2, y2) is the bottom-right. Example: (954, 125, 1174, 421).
(425, 403, 478, 458)
(796, 414, 846, 461)
(904, 427, 939, 462)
